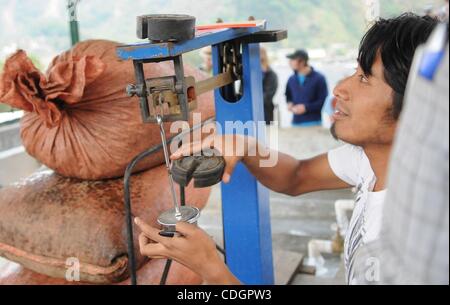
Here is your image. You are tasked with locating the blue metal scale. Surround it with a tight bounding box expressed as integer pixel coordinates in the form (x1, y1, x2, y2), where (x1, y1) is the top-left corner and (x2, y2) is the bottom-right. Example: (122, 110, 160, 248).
(117, 26, 264, 61)
(117, 22, 286, 285)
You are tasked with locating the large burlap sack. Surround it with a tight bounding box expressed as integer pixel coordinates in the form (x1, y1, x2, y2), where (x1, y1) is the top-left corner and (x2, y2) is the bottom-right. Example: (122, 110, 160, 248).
(0, 166, 211, 284)
(0, 257, 202, 285)
(0, 40, 215, 180)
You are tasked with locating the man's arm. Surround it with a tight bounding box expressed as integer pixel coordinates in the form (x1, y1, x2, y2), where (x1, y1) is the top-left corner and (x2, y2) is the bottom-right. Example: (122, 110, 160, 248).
(242, 140, 350, 196)
(304, 77, 329, 113)
(264, 71, 278, 103)
(171, 135, 350, 196)
(285, 79, 294, 111)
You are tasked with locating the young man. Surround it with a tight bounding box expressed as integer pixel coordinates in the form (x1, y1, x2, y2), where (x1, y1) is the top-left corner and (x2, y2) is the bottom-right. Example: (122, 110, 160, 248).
(285, 49, 328, 127)
(135, 14, 438, 285)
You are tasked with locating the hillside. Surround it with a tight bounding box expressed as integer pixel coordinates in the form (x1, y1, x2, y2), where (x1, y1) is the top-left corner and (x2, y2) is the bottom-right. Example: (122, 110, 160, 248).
(218, 0, 441, 48)
(0, 0, 443, 67)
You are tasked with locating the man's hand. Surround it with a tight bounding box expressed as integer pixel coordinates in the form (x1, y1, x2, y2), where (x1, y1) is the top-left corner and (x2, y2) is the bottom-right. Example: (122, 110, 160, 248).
(135, 218, 240, 285)
(173, 133, 348, 197)
(292, 104, 307, 115)
(171, 134, 257, 184)
(287, 102, 294, 112)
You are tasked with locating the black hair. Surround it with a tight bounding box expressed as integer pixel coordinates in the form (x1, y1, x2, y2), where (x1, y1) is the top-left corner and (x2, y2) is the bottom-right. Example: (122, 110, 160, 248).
(297, 50, 309, 65)
(288, 49, 309, 65)
(358, 13, 439, 119)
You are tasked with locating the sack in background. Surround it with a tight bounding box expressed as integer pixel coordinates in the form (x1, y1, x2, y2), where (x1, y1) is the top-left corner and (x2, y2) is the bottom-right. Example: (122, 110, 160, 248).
(0, 166, 211, 284)
(0, 39, 215, 180)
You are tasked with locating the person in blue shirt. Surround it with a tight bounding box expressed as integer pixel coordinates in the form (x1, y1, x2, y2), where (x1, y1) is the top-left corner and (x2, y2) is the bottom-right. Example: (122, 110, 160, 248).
(286, 49, 329, 127)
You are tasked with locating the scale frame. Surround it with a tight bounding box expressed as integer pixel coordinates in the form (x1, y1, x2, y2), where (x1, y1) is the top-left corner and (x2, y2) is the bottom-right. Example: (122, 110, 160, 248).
(117, 25, 287, 285)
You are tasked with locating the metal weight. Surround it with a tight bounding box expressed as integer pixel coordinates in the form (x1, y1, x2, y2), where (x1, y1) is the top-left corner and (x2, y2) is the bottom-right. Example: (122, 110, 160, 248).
(137, 14, 196, 42)
(171, 149, 226, 188)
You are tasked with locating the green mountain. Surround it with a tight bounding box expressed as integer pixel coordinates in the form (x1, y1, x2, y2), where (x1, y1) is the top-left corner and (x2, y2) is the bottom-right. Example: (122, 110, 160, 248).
(216, 0, 441, 49)
(0, 0, 442, 67)
(0, 0, 441, 52)
(0, 0, 443, 113)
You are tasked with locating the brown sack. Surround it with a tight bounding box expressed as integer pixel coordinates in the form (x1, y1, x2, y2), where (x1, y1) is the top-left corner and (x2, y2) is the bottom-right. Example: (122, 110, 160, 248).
(0, 40, 215, 180)
(0, 166, 211, 284)
(0, 257, 202, 285)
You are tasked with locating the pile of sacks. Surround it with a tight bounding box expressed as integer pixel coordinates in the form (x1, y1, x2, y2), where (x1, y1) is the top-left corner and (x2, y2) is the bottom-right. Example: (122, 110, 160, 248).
(0, 40, 215, 284)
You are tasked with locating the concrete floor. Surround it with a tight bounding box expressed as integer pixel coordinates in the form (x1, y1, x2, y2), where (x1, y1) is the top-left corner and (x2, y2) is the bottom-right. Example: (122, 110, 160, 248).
(198, 126, 354, 285)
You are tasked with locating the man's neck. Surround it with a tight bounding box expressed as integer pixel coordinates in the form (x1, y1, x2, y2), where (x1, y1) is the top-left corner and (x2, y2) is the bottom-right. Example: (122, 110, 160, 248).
(363, 143, 393, 192)
(299, 65, 312, 76)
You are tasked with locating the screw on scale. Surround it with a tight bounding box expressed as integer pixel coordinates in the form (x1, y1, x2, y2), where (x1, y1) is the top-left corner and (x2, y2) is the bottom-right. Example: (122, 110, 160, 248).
(155, 105, 226, 237)
(155, 98, 201, 238)
(156, 114, 182, 219)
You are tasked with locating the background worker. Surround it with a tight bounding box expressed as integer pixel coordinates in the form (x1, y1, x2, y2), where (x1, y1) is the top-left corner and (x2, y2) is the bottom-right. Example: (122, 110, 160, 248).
(286, 49, 328, 127)
(261, 47, 278, 125)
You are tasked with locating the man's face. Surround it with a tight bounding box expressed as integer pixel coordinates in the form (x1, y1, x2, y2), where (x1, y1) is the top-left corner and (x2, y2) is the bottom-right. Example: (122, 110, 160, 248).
(289, 58, 302, 71)
(331, 54, 397, 146)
